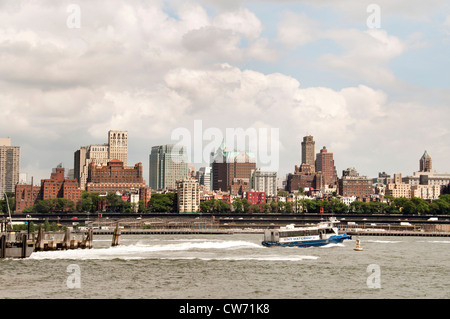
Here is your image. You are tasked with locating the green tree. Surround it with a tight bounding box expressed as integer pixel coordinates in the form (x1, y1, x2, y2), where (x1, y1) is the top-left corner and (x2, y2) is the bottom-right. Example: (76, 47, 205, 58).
(411, 197, 429, 215)
(349, 201, 364, 213)
(200, 199, 214, 213)
(149, 193, 175, 212)
(232, 198, 243, 213)
(260, 203, 271, 214)
(285, 201, 294, 213)
(270, 201, 278, 213)
(217, 200, 231, 213)
(329, 198, 348, 214)
(241, 198, 251, 214)
(429, 198, 450, 214)
(277, 190, 289, 197)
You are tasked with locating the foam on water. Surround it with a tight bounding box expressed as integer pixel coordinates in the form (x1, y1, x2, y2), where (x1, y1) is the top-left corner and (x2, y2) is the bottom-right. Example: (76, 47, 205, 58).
(159, 256, 319, 261)
(428, 240, 450, 244)
(28, 240, 265, 260)
(320, 243, 345, 248)
(367, 240, 402, 244)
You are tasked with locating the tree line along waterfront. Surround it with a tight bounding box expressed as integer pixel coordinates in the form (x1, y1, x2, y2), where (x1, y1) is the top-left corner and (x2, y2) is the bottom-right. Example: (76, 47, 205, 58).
(2, 191, 450, 216)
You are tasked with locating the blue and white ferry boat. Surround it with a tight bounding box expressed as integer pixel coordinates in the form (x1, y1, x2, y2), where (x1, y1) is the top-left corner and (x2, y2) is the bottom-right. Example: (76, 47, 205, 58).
(262, 218, 352, 248)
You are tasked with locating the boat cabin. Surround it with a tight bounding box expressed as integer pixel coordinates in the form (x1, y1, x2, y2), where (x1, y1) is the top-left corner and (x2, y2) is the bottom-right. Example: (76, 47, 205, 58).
(264, 225, 337, 243)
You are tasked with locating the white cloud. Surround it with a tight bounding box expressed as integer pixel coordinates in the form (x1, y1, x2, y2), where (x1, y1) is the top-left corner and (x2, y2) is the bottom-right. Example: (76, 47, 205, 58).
(319, 28, 406, 87)
(277, 11, 320, 48)
(213, 7, 262, 40)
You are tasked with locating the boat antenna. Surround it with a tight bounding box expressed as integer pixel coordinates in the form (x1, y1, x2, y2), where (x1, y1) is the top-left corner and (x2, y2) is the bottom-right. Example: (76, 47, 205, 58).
(3, 192, 13, 231)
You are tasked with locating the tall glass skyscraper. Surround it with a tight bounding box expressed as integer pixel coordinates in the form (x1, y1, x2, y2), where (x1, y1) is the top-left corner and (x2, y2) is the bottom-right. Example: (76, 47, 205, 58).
(149, 144, 188, 190)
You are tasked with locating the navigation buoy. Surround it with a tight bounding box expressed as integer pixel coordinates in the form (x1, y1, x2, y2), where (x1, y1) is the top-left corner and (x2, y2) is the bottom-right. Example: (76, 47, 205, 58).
(354, 239, 364, 251)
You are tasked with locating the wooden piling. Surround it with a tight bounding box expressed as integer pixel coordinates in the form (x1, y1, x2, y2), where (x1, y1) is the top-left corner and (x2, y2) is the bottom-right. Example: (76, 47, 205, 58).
(63, 228, 71, 250)
(0, 234, 6, 258)
(21, 234, 28, 258)
(112, 223, 121, 247)
(36, 227, 45, 251)
(83, 229, 93, 249)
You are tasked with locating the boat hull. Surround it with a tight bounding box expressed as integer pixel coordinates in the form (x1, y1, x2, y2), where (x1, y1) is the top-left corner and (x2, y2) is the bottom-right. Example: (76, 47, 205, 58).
(262, 234, 352, 248)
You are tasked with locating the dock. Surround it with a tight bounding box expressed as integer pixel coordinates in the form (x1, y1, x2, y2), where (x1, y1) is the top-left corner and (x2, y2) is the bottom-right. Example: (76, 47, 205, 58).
(32, 227, 94, 251)
(85, 216, 233, 236)
(94, 228, 233, 235)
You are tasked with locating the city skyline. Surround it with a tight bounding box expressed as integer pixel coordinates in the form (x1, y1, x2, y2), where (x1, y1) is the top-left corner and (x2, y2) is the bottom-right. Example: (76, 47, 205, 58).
(0, 0, 449, 183)
(6, 131, 447, 188)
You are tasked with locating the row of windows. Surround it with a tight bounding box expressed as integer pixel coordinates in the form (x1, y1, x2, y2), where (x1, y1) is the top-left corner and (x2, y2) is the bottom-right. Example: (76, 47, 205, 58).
(279, 228, 334, 238)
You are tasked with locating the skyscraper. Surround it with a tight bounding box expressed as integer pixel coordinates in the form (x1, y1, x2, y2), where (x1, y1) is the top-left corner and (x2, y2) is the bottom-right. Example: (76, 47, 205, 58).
(0, 138, 20, 194)
(315, 146, 337, 187)
(210, 140, 256, 193)
(301, 135, 315, 172)
(108, 131, 128, 164)
(74, 130, 128, 190)
(149, 144, 188, 190)
(419, 150, 432, 172)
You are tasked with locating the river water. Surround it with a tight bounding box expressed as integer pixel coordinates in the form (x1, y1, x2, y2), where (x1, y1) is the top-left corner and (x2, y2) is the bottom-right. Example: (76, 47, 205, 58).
(1, 233, 449, 299)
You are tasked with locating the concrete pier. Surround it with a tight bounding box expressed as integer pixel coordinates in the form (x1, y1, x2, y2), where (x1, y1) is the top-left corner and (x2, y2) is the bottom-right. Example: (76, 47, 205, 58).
(34, 227, 94, 251)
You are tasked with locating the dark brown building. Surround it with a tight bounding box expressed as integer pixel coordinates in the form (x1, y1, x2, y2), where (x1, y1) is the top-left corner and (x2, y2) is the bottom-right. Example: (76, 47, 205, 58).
(285, 164, 323, 193)
(230, 178, 249, 196)
(211, 141, 256, 193)
(338, 168, 373, 200)
(419, 150, 432, 172)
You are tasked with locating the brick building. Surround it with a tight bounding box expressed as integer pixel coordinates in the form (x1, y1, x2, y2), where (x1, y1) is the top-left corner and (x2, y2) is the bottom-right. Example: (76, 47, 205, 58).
(15, 184, 41, 213)
(15, 165, 82, 212)
(230, 178, 249, 196)
(74, 130, 128, 190)
(285, 163, 323, 193)
(85, 160, 149, 197)
(315, 146, 337, 187)
(338, 168, 373, 200)
(245, 191, 266, 205)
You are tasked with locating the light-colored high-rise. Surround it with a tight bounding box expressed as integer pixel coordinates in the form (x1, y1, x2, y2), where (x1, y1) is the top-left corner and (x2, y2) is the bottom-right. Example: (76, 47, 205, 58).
(250, 168, 277, 196)
(74, 130, 128, 190)
(177, 178, 200, 213)
(0, 138, 20, 194)
(108, 131, 128, 164)
(385, 173, 411, 199)
(149, 144, 188, 190)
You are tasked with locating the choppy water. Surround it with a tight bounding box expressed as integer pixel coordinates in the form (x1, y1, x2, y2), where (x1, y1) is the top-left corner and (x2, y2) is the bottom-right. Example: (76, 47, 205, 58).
(1, 234, 449, 299)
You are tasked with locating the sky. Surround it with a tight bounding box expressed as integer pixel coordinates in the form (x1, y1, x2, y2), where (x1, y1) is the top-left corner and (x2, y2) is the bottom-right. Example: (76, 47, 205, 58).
(1, 0, 449, 185)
